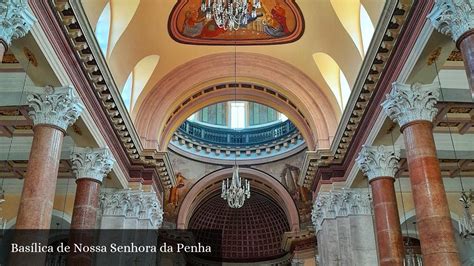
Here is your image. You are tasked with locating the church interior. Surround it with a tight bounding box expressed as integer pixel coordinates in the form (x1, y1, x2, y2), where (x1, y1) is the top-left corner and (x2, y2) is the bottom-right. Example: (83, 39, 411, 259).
(0, 0, 473, 265)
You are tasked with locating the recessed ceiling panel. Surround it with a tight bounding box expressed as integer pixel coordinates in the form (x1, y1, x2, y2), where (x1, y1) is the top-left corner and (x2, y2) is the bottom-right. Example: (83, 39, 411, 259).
(168, 0, 304, 45)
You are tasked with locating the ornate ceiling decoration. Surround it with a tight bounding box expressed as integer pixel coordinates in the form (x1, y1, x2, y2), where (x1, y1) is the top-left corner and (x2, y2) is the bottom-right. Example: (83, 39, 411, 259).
(168, 0, 304, 45)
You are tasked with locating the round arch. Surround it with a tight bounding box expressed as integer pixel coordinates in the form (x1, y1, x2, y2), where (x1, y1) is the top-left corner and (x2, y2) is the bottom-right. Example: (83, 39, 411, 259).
(176, 167, 300, 231)
(134, 52, 339, 151)
(160, 81, 314, 150)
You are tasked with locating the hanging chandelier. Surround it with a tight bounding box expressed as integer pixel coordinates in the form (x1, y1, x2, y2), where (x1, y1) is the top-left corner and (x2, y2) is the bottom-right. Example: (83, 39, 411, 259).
(201, 0, 261, 31)
(459, 190, 474, 238)
(221, 165, 250, 208)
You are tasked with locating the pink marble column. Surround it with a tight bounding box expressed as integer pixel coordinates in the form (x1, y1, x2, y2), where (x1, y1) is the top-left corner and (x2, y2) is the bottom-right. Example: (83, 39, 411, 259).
(357, 145, 404, 266)
(68, 147, 114, 266)
(15, 126, 65, 229)
(69, 147, 114, 229)
(383, 82, 460, 265)
(429, 2, 474, 99)
(458, 31, 474, 99)
(15, 86, 83, 229)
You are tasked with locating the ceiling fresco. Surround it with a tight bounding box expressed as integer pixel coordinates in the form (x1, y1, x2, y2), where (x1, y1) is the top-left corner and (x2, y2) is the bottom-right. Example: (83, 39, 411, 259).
(168, 0, 304, 45)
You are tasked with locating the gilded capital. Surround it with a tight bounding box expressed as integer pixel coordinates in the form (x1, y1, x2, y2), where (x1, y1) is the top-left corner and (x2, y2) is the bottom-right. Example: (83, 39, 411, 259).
(27, 86, 84, 131)
(356, 145, 400, 181)
(0, 0, 36, 46)
(71, 147, 115, 183)
(428, 0, 474, 42)
(381, 82, 440, 127)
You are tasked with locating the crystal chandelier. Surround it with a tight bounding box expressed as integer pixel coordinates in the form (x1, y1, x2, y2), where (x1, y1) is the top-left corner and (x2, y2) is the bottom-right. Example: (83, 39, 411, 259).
(221, 165, 250, 208)
(201, 0, 261, 31)
(459, 190, 474, 238)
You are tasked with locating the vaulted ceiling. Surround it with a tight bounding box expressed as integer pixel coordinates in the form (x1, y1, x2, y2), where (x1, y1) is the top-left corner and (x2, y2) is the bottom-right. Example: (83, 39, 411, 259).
(80, 0, 386, 122)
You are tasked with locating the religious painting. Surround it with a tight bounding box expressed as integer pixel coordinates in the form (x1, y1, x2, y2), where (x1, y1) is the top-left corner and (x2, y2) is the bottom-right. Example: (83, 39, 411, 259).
(163, 172, 189, 219)
(281, 164, 313, 225)
(168, 0, 304, 45)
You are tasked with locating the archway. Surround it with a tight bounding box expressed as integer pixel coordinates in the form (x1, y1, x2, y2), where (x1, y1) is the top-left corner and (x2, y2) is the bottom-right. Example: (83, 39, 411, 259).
(176, 167, 300, 231)
(134, 52, 339, 151)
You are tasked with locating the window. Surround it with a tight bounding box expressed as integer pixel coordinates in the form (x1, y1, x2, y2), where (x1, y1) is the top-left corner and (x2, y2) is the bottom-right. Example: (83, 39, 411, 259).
(360, 4, 375, 55)
(339, 70, 351, 109)
(313, 52, 352, 111)
(230, 102, 246, 129)
(95, 2, 111, 56)
(121, 72, 133, 110)
(120, 55, 159, 112)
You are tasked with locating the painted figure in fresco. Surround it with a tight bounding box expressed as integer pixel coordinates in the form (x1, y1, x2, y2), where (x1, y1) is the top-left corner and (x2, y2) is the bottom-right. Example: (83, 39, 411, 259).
(182, 10, 205, 37)
(262, 2, 289, 37)
(168, 172, 186, 207)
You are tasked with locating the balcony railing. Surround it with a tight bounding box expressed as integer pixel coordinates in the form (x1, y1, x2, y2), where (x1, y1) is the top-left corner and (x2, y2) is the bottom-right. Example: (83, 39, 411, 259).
(177, 120, 298, 146)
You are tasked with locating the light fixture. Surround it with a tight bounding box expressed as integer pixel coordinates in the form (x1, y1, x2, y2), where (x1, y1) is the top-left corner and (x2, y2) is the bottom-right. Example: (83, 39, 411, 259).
(221, 165, 250, 208)
(201, 0, 261, 31)
(221, 31, 250, 208)
(459, 190, 474, 238)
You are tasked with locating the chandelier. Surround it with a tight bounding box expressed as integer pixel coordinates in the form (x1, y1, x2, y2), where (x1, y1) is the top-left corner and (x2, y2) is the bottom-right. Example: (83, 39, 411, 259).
(221, 165, 250, 208)
(459, 190, 474, 238)
(201, 0, 261, 31)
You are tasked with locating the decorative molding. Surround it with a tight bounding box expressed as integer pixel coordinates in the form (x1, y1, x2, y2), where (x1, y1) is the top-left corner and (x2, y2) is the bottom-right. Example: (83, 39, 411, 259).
(0, 0, 36, 47)
(356, 145, 400, 181)
(70, 147, 115, 183)
(1, 53, 19, 63)
(382, 82, 440, 127)
(299, 1, 413, 189)
(311, 189, 372, 233)
(140, 150, 176, 188)
(28, 0, 176, 189)
(447, 50, 463, 61)
(27, 86, 84, 132)
(100, 189, 164, 228)
(428, 0, 474, 42)
(427, 46, 442, 65)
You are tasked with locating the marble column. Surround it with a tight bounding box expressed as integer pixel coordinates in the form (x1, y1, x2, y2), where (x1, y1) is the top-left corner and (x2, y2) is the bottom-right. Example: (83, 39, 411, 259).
(15, 86, 83, 229)
(312, 188, 378, 266)
(428, 1, 474, 99)
(382, 82, 460, 265)
(97, 189, 164, 266)
(70, 147, 115, 229)
(68, 147, 114, 266)
(357, 145, 404, 266)
(0, 0, 36, 61)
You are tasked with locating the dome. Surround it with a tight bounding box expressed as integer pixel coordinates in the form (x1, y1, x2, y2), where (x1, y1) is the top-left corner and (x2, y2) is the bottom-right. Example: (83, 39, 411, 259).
(188, 192, 290, 262)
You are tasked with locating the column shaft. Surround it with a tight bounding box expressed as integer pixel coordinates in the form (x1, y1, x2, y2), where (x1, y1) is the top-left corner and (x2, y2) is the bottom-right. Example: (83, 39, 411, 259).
(0, 42, 5, 63)
(458, 31, 474, 99)
(15, 125, 64, 229)
(70, 179, 101, 229)
(402, 120, 460, 265)
(370, 177, 404, 266)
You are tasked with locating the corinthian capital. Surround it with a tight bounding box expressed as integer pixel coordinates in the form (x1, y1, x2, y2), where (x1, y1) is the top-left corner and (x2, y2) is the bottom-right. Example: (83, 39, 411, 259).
(27, 86, 84, 132)
(100, 190, 164, 228)
(381, 82, 440, 127)
(356, 145, 400, 181)
(0, 0, 36, 46)
(428, 0, 474, 42)
(71, 147, 115, 183)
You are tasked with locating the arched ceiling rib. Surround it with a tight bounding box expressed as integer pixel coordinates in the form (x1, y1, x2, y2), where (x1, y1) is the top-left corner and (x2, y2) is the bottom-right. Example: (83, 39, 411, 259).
(79, 0, 387, 122)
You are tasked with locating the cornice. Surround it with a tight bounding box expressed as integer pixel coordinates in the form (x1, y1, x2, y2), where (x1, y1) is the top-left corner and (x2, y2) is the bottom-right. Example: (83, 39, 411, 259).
(28, 0, 175, 188)
(299, 1, 412, 188)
